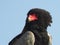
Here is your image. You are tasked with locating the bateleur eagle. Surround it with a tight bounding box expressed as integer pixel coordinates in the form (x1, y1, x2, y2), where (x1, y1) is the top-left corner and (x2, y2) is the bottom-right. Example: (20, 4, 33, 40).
(9, 8, 52, 45)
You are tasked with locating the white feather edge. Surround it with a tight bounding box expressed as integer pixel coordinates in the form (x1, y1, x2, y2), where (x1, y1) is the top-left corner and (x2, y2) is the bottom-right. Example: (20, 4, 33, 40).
(48, 33, 52, 45)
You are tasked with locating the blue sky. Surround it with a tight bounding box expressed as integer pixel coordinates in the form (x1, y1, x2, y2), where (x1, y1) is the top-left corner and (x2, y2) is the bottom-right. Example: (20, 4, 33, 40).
(0, 0, 60, 45)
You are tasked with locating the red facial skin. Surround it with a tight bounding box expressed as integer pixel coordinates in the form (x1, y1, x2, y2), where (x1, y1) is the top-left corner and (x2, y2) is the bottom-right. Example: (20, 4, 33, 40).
(28, 14, 38, 21)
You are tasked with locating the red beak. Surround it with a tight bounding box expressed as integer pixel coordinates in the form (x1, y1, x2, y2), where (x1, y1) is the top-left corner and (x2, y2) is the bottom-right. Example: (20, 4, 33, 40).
(28, 14, 38, 21)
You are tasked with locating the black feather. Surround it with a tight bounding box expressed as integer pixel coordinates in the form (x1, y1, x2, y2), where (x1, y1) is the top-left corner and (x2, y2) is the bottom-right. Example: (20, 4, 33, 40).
(9, 8, 52, 45)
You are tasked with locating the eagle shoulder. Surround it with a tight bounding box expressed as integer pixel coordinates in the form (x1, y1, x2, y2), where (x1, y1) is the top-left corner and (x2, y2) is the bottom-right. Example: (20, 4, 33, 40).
(13, 31, 35, 45)
(48, 33, 52, 45)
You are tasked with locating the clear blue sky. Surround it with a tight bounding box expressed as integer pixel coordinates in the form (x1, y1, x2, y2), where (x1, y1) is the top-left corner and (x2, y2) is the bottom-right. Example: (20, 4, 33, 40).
(0, 0, 60, 45)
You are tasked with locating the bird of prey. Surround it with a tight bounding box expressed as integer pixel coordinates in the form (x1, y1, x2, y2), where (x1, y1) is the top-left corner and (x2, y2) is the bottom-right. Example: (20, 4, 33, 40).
(9, 8, 52, 45)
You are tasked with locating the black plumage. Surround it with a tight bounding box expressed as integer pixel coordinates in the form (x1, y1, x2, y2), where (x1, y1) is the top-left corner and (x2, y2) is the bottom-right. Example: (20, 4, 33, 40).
(9, 8, 52, 45)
